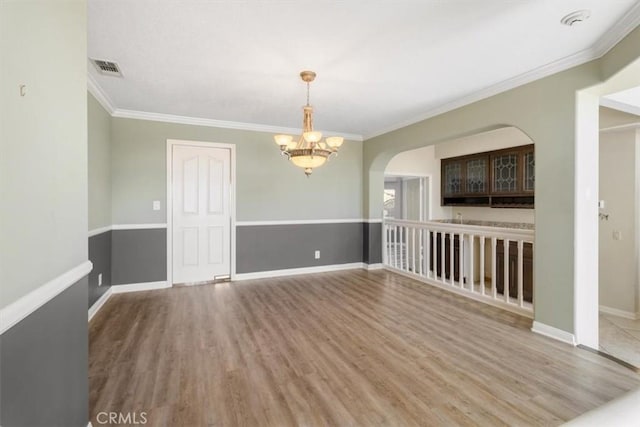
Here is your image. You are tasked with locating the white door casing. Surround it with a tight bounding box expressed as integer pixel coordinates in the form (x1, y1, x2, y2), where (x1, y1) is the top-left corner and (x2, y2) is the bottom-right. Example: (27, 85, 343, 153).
(171, 144, 232, 284)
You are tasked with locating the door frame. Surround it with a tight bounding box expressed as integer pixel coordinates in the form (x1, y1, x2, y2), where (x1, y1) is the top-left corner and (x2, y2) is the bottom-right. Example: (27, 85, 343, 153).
(383, 174, 431, 221)
(166, 139, 236, 286)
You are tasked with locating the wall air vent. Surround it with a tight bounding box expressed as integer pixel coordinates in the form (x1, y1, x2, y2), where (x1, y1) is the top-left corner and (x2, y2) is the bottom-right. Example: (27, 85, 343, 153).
(90, 58, 123, 77)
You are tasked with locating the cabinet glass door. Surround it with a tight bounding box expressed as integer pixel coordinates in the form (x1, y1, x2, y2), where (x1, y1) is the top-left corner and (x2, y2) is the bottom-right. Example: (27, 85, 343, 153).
(524, 151, 535, 191)
(493, 154, 518, 193)
(466, 157, 487, 193)
(443, 162, 462, 195)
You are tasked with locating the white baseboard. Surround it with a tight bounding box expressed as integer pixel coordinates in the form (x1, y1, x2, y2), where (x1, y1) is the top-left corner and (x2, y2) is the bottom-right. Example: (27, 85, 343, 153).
(88, 287, 113, 322)
(531, 321, 577, 346)
(0, 261, 93, 335)
(110, 281, 170, 293)
(365, 263, 384, 270)
(599, 305, 639, 320)
(233, 262, 379, 281)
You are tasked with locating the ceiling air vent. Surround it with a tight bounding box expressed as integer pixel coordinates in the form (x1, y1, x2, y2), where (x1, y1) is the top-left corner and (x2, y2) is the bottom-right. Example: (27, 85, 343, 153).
(91, 58, 123, 77)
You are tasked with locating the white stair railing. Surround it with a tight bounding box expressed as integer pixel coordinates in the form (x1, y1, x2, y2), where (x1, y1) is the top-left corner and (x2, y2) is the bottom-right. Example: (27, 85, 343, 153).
(382, 219, 534, 317)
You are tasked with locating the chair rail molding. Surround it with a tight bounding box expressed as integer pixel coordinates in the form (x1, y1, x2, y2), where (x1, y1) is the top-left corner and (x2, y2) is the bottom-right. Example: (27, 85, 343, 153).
(0, 261, 93, 334)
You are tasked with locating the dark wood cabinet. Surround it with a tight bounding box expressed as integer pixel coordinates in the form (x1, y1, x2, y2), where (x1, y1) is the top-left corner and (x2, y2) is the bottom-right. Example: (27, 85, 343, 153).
(491, 150, 520, 194)
(442, 144, 534, 208)
(429, 232, 461, 282)
(495, 241, 533, 303)
(442, 155, 489, 198)
(523, 149, 535, 193)
(442, 160, 464, 196)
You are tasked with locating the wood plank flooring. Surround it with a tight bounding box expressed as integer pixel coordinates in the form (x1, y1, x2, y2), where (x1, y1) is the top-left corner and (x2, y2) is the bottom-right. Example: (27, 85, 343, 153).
(89, 270, 640, 426)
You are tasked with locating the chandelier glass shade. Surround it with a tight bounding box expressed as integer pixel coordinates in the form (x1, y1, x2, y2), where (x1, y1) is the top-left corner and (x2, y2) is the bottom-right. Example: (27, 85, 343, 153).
(274, 71, 344, 176)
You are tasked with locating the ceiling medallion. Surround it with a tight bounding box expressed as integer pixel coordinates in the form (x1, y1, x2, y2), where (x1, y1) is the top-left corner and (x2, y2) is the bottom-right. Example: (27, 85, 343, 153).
(274, 71, 344, 176)
(560, 10, 591, 26)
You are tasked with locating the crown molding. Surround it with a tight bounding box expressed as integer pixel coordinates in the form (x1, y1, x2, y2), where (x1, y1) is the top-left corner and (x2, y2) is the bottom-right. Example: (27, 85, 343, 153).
(87, 73, 116, 114)
(86, 76, 363, 140)
(364, 5, 640, 140)
(110, 108, 363, 141)
(86, 3, 640, 144)
(363, 48, 596, 140)
(599, 122, 640, 134)
(600, 97, 640, 117)
(591, 1, 640, 58)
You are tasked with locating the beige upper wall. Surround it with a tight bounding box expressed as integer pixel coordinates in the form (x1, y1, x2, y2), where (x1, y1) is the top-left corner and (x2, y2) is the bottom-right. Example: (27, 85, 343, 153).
(88, 93, 112, 230)
(365, 25, 640, 335)
(365, 59, 603, 334)
(0, 0, 88, 308)
(110, 118, 363, 224)
(599, 106, 640, 129)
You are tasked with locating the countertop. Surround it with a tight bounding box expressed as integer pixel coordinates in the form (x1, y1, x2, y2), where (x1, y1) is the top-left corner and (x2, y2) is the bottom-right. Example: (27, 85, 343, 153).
(432, 219, 534, 230)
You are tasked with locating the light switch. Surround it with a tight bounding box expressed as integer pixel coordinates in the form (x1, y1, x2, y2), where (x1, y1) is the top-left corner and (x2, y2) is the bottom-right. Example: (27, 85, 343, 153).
(598, 200, 605, 209)
(153, 200, 161, 211)
(613, 231, 622, 241)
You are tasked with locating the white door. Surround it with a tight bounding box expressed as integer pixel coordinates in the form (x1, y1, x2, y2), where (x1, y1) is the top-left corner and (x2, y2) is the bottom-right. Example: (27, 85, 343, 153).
(172, 145, 231, 283)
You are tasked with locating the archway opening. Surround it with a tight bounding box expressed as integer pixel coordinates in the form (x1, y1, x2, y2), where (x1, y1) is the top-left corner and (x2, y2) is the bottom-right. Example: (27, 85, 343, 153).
(380, 127, 536, 317)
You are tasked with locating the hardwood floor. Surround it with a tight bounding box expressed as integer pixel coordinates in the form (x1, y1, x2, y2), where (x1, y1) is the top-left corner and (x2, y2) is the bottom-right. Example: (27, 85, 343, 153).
(90, 270, 640, 426)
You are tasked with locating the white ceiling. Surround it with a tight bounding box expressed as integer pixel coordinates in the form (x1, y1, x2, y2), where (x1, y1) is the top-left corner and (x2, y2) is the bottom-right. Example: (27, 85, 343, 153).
(88, 0, 640, 139)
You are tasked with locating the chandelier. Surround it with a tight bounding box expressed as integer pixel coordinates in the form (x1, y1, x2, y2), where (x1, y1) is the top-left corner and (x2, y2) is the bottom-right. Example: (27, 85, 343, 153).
(274, 71, 344, 176)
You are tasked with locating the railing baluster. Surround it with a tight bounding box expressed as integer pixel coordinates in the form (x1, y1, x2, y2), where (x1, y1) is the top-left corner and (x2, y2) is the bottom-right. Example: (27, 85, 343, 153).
(440, 232, 445, 283)
(418, 228, 423, 276)
(400, 226, 405, 271)
(468, 235, 474, 291)
(504, 239, 510, 303)
(380, 219, 534, 315)
(394, 226, 399, 269)
(479, 236, 485, 296)
(518, 240, 524, 307)
(425, 229, 430, 278)
(458, 233, 464, 288)
(411, 227, 416, 273)
(448, 233, 454, 285)
(491, 237, 497, 299)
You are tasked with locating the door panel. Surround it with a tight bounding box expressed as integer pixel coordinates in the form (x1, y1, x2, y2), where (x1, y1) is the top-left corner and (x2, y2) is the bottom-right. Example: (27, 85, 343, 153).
(208, 158, 224, 214)
(207, 226, 224, 265)
(182, 227, 199, 266)
(172, 145, 231, 283)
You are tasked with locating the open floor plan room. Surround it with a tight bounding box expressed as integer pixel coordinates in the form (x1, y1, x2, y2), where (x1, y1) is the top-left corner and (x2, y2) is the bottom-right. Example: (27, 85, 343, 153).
(5, 1, 640, 425)
(89, 270, 640, 426)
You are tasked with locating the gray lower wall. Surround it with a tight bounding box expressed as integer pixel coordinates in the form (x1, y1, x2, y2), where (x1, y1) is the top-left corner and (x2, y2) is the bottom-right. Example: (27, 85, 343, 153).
(112, 228, 167, 285)
(0, 277, 88, 427)
(363, 222, 382, 265)
(236, 223, 364, 273)
(107, 223, 378, 282)
(88, 231, 111, 307)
